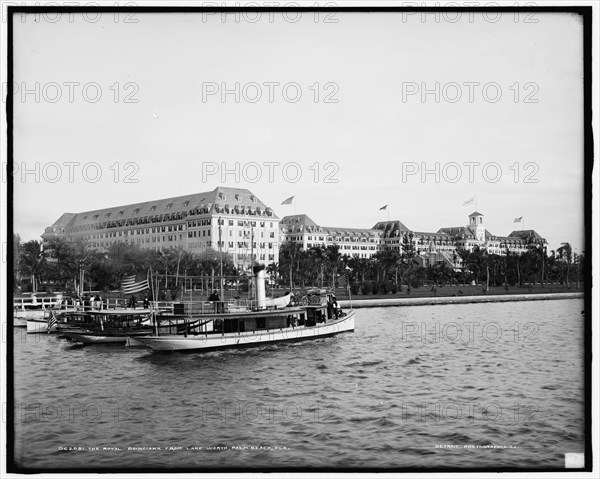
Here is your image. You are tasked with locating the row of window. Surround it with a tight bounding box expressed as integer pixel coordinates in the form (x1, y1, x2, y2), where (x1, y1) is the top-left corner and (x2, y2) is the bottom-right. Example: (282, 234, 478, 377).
(306, 243, 376, 251)
(188, 219, 212, 227)
(206, 240, 275, 249)
(86, 233, 185, 247)
(234, 253, 276, 261)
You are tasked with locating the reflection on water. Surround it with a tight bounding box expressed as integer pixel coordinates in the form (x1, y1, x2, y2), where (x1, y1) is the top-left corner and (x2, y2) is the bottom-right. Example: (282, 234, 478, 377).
(12, 299, 585, 470)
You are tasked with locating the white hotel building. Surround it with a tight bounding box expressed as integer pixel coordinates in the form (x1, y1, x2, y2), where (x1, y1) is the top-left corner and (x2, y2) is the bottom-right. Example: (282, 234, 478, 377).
(42, 187, 280, 269)
(43, 187, 544, 270)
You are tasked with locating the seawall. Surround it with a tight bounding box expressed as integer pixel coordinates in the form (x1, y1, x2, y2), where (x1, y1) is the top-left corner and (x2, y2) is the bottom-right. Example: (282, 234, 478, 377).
(338, 292, 584, 309)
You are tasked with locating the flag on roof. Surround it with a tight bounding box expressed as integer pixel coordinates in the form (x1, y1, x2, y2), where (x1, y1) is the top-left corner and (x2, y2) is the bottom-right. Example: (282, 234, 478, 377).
(513, 217, 523, 223)
(379, 205, 388, 211)
(121, 274, 149, 294)
(463, 197, 475, 206)
(281, 196, 294, 205)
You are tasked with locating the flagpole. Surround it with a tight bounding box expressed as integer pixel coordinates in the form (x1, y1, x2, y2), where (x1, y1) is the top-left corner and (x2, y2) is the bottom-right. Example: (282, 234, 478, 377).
(347, 281, 352, 309)
(219, 216, 224, 301)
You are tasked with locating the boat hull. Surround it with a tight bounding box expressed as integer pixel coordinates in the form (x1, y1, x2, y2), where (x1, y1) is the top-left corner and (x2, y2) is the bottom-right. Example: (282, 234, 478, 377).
(136, 310, 355, 352)
(14, 316, 28, 328)
(63, 332, 131, 344)
(26, 318, 54, 334)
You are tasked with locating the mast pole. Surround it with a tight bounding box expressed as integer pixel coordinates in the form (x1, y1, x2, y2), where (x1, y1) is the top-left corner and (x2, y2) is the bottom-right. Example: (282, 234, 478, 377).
(219, 216, 224, 300)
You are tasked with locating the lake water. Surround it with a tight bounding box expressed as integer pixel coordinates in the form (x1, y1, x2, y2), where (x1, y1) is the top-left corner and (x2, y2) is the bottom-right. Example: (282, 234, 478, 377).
(10, 298, 586, 471)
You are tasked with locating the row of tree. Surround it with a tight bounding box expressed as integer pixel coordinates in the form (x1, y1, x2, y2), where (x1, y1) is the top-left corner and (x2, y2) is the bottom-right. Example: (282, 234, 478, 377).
(14, 235, 238, 298)
(274, 240, 585, 292)
(13, 234, 584, 297)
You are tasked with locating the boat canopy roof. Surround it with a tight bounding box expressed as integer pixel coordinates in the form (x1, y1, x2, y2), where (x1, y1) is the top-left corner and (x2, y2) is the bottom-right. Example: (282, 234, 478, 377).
(86, 308, 152, 316)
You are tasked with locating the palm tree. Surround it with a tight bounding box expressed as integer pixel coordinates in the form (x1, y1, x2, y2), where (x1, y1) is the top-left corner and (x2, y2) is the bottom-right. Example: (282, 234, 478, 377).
(480, 247, 490, 292)
(278, 242, 303, 291)
(45, 238, 81, 293)
(557, 242, 573, 287)
(325, 244, 342, 290)
(398, 232, 418, 291)
(13, 233, 22, 289)
(266, 262, 279, 288)
(19, 240, 45, 293)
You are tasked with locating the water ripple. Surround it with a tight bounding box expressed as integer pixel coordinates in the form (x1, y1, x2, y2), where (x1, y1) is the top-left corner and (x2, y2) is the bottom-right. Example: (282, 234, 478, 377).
(11, 299, 585, 470)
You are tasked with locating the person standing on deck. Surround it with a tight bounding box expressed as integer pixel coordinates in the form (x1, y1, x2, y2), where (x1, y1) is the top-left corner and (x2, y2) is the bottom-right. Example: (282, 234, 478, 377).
(209, 291, 220, 313)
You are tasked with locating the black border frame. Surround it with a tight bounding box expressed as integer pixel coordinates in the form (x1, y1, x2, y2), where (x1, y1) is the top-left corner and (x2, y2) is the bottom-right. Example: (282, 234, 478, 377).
(5, 5, 594, 474)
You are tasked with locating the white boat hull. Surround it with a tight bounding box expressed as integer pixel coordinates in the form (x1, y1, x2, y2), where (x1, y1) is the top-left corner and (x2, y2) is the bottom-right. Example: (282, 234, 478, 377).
(14, 316, 28, 328)
(26, 318, 55, 334)
(64, 332, 129, 344)
(136, 310, 355, 352)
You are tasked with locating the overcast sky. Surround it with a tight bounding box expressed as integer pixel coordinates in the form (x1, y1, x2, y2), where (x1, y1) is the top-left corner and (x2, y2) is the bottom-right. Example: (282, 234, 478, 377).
(9, 10, 586, 252)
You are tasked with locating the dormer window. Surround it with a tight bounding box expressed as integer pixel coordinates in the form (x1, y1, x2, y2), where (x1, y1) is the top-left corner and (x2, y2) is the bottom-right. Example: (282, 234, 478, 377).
(166, 203, 173, 210)
(150, 205, 157, 211)
(134, 208, 140, 215)
(183, 201, 189, 207)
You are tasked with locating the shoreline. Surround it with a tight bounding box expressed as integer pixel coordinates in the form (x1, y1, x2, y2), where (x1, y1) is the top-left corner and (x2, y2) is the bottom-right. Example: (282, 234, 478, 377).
(338, 292, 584, 309)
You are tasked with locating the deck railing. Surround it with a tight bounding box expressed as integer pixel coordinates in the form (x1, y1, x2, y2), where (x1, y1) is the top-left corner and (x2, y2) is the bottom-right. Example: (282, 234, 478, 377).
(14, 297, 288, 315)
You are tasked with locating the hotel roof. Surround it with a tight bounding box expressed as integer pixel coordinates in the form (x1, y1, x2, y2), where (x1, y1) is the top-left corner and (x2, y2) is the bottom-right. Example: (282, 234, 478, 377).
(45, 187, 276, 233)
(371, 220, 411, 235)
(282, 214, 381, 236)
(508, 230, 546, 242)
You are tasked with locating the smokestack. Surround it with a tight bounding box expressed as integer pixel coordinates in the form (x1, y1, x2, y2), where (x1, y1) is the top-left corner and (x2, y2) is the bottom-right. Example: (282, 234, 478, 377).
(253, 264, 266, 310)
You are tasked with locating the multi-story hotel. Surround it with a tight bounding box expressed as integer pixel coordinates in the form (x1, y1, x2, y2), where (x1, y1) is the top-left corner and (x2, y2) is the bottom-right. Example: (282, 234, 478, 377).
(374, 211, 546, 269)
(42, 187, 280, 269)
(280, 211, 546, 269)
(279, 214, 383, 259)
(43, 186, 545, 270)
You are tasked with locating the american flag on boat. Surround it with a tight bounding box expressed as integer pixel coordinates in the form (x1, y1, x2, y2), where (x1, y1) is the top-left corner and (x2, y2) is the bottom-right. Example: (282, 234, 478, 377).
(121, 274, 149, 294)
(47, 310, 58, 333)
